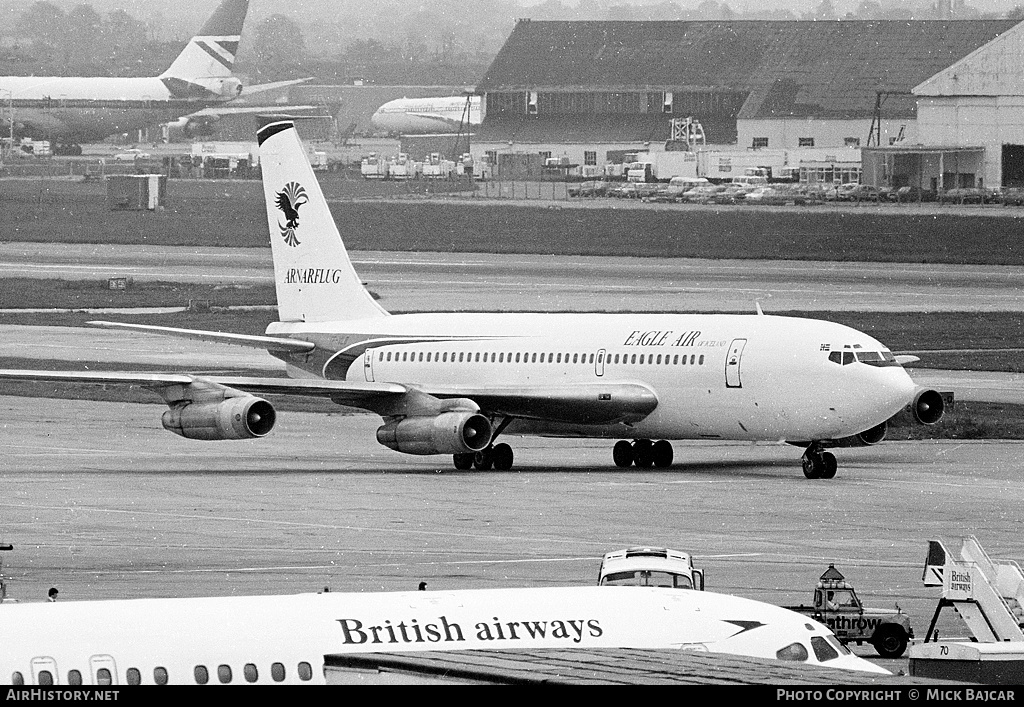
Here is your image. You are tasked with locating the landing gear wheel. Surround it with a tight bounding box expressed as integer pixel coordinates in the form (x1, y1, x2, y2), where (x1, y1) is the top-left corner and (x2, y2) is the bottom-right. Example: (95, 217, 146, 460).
(820, 452, 838, 479)
(652, 440, 674, 468)
(632, 439, 654, 468)
(453, 452, 475, 470)
(802, 455, 822, 479)
(612, 440, 634, 468)
(491, 443, 514, 471)
(872, 625, 909, 658)
(473, 447, 494, 471)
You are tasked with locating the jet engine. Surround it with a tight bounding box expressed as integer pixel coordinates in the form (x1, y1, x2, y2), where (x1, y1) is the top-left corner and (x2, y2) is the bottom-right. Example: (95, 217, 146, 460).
(162, 396, 276, 441)
(912, 388, 945, 425)
(216, 77, 243, 98)
(376, 412, 492, 455)
(828, 421, 887, 448)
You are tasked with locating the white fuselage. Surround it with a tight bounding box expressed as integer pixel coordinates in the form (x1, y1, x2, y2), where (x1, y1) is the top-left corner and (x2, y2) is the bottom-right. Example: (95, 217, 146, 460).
(0, 76, 235, 142)
(269, 312, 918, 443)
(370, 95, 481, 134)
(0, 586, 887, 685)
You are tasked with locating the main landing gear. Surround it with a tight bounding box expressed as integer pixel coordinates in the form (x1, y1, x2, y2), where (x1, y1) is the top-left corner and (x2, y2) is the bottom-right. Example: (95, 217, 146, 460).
(612, 439, 674, 468)
(802, 442, 837, 479)
(453, 417, 514, 471)
(453, 443, 514, 471)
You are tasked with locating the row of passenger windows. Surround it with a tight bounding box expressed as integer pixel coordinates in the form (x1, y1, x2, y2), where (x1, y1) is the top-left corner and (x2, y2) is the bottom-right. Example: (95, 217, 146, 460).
(380, 350, 706, 367)
(12, 661, 314, 685)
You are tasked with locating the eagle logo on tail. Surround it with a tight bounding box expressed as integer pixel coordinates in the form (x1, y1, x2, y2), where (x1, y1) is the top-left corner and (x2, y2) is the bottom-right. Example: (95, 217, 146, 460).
(275, 181, 308, 247)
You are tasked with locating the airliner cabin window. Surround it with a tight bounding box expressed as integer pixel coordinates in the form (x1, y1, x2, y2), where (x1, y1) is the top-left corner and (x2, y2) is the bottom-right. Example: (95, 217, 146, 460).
(37, 670, 53, 685)
(297, 662, 313, 681)
(271, 663, 286, 682)
(11, 672, 24, 685)
(126, 668, 141, 685)
(67, 670, 82, 685)
(244, 664, 259, 683)
(194, 665, 209, 685)
(699, 355, 704, 365)
(96, 668, 112, 686)
(154, 667, 169, 685)
(217, 664, 232, 683)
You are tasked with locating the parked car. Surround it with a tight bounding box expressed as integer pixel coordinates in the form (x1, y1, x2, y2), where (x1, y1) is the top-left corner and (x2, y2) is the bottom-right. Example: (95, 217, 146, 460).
(743, 186, 788, 205)
(684, 185, 728, 203)
(1000, 187, 1024, 206)
(113, 148, 151, 162)
(844, 184, 884, 202)
(939, 187, 986, 204)
(824, 182, 858, 201)
(567, 180, 609, 198)
(895, 186, 937, 203)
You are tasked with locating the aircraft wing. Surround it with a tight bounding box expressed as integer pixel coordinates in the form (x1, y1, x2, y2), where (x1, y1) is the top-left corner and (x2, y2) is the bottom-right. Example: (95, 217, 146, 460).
(0, 365, 655, 424)
(87, 321, 315, 354)
(0, 370, 408, 409)
(422, 383, 659, 425)
(236, 78, 313, 97)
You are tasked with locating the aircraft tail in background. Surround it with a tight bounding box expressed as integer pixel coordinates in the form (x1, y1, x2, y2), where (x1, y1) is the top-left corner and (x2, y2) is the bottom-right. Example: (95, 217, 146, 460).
(257, 120, 390, 323)
(160, 0, 250, 98)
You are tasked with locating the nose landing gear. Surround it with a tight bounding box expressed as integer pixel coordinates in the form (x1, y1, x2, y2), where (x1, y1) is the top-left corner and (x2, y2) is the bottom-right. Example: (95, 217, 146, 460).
(802, 443, 837, 479)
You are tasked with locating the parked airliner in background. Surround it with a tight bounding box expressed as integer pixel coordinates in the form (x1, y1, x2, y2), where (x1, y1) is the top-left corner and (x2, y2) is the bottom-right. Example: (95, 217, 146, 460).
(0, 0, 249, 146)
(0, 585, 888, 684)
(371, 94, 481, 134)
(0, 120, 945, 478)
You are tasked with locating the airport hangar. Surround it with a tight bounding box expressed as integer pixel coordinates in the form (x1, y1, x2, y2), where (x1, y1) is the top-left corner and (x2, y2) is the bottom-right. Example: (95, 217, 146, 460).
(467, 18, 1024, 189)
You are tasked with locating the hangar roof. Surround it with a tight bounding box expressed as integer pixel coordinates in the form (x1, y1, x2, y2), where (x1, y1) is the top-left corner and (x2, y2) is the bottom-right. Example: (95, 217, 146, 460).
(478, 20, 1019, 120)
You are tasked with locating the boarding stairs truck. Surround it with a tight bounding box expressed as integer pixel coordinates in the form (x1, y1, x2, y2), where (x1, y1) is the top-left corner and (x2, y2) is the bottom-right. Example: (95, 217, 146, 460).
(597, 547, 705, 590)
(782, 565, 914, 658)
(920, 535, 1024, 643)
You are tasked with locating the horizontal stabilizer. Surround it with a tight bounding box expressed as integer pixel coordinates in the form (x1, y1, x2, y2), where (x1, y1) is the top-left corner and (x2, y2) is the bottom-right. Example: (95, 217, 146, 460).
(88, 321, 315, 354)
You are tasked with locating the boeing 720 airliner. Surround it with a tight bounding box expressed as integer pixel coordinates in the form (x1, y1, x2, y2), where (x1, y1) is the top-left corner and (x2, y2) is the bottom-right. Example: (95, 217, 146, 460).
(0, 585, 889, 684)
(370, 94, 481, 134)
(0, 0, 250, 145)
(0, 120, 945, 478)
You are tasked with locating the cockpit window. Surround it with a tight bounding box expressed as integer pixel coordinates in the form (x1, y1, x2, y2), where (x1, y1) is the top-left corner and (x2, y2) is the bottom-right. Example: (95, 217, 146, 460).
(601, 570, 692, 588)
(811, 635, 840, 662)
(856, 351, 899, 367)
(776, 642, 809, 662)
(826, 634, 852, 655)
(829, 349, 898, 366)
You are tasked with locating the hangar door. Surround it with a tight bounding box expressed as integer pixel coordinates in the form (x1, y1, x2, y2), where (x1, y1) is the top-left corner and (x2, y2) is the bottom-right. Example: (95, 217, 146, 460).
(1003, 145, 1024, 187)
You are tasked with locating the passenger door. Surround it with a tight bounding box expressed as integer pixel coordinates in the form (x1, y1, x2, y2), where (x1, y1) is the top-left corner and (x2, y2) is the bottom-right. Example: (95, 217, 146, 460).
(595, 349, 606, 377)
(90, 655, 119, 685)
(725, 338, 747, 388)
(363, 349, 375, 382)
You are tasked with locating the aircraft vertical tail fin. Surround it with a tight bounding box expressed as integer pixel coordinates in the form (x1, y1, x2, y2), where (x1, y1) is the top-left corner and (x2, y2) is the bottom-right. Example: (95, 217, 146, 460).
(257, 121, 389, 323)
(159, 0, 249, 94)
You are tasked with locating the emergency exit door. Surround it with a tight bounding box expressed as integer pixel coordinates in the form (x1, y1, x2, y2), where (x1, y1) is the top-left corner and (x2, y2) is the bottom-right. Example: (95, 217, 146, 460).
(725, 338, 747, 388)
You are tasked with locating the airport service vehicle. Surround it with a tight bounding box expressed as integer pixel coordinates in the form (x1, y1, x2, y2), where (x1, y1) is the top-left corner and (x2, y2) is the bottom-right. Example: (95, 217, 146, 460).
(625, 151, 699, 182)
(783, 565, 914, 658)
(0, 585, 888, 684)
(360, 153, 389, 179)
(421, 153, 455, 179)
(0, 121, 946, 478)
(598, 547, 705, 590)
(0, 0, 249, 145)
(388, 153, 421, 180)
